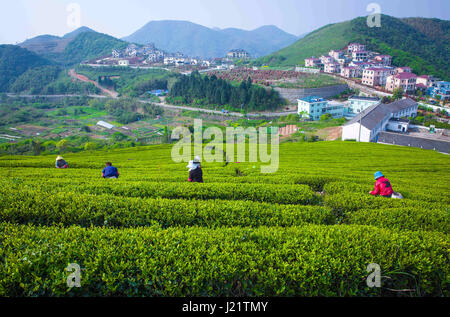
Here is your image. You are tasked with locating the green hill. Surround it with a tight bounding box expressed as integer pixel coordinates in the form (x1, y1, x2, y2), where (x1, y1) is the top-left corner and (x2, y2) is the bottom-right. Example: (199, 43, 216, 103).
(0, 141, 448, 296)
(51, 31, 128, 66)
(257, 15, 449, 80)
(0, 45, 52, 92)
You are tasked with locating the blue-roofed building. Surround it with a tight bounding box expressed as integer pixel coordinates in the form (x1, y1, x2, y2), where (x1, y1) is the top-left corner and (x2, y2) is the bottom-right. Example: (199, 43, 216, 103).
(297, 96, 347, 121)
(148, 89, 168, 97)
(427, 81, 450, 101)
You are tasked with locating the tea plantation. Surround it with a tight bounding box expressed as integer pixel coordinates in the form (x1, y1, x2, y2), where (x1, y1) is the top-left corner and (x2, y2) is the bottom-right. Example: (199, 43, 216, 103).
(0, 141, 448, 296)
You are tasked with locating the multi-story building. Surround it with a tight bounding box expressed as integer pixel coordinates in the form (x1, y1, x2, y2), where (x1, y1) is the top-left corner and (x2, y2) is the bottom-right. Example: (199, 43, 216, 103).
(297, 96, 346, 121)
(373, 55, 392, 66)
(361, 67, 395, 87)
(226, 49, 250, 59)
(352, 50, 369, 62)
(342, 98, 418, 142)
(324, 62, 341, 74)
(347, 96, 381, 115)
(395, 67, 412, 74)
(385, 73, 417, 93)
(348, 43, 366, 53)
(340, 66, 361, 78)
(329, 50, 344, 60)
(428, 81, 450, 101)
(416, 75, 434, 88)
(320, 55, 334, 64)
(304, 57, 321, 67)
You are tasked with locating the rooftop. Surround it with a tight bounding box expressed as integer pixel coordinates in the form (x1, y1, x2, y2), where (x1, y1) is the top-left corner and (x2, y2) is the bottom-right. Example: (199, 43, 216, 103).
(299, 96, 326, 103)
(345, 98, 417, 131)
(348, 95, 380, 102)
(394, 72, 417, 80)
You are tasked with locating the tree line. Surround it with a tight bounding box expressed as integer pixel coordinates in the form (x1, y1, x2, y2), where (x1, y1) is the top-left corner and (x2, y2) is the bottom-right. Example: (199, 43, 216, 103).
(168, 71, 285, 111)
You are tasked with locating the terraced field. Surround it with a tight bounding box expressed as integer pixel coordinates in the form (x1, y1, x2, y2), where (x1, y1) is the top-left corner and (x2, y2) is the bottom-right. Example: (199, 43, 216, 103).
(0, 141, 448, 296)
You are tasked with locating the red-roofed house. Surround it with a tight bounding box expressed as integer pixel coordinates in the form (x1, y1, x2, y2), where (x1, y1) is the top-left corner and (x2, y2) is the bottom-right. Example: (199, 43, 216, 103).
(385, 72, 417, 93)
(362, 68, 395, 87)
(416, 75, 434, 88)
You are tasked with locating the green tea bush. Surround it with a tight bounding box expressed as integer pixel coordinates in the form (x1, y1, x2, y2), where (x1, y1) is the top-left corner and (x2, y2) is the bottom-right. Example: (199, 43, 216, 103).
(346, 207, 449, 233)
(0, 189, 334, 228)
(0, 223, 448, 297)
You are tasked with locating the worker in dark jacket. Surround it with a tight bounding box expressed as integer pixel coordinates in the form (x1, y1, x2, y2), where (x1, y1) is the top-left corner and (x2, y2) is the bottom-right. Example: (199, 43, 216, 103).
(187, 156, 203, 183)
(102, 162, 119, 179)
(370, 171, 394, 198)
(55, 156, 68, 169)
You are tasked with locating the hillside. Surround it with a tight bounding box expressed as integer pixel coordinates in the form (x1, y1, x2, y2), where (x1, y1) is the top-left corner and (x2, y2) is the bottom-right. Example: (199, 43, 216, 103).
(257, 15, 450, 80)
(19, 27, 127, 66)
(0, 45, 52, 92)
(122, 20, 298, 58)
(0, 141, 448, 296)
(55, 31, 128, 66)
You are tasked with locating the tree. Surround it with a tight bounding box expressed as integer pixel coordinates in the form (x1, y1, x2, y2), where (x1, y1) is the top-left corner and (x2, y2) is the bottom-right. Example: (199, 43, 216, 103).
(321, 113, 333, 121)
(56, 139, 68, 153)
(31, 140, 42, 156)
(392, 88, 404, 100)
(84, 142, 97, 151)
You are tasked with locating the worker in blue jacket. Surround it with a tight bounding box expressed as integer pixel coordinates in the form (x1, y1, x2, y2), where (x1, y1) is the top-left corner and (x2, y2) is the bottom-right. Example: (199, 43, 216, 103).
(102, 162, 119, 179)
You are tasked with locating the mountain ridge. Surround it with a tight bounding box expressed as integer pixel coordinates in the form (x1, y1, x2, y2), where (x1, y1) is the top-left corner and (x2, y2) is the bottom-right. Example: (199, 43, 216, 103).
(122, 20, 298, 58)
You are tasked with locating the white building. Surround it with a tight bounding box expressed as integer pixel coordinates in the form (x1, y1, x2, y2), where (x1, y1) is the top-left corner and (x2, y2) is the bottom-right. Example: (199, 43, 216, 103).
(97, 121, 115, 130)
(347, 96, 381, 115)
(118, 60, 130, 67)
(298, 97, 346, 121)
(342, 98, 418, 142)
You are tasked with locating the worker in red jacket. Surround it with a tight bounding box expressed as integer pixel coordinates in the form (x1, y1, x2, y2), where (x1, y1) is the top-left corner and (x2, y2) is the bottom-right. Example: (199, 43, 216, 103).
(370, 171, 394, 198)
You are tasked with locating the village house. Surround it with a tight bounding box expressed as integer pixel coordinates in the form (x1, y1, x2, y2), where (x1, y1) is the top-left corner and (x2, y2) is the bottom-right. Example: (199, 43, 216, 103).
(385, 72, 417, 93)
(320, 55, 335, 64)
(305, 57, 321, 67)
(324, 62, 341, 74)
(352, 50, 369, 62)
(395, 67, 412, 74)
(361, 67, 395, 87)
(428, 81, 450, 101)
(342, 98, 418, 142)
(373, 55, 392, 66)
(347, 43, 366, 53)
(340, 66, 361, 78)
(226, 49, 250, 59)
(416, 75, 435, 88)
(329, 50, 344, 60)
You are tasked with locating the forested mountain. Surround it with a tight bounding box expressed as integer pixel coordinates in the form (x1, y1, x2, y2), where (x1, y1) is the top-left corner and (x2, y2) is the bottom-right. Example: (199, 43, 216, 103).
(257, 15, 449, 80)
(0, 45, 52, 92)
(122, 20, 298, 58)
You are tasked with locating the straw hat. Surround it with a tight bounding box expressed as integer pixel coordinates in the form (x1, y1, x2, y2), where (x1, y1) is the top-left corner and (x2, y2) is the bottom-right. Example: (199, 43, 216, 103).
(56, 156, 64, 161)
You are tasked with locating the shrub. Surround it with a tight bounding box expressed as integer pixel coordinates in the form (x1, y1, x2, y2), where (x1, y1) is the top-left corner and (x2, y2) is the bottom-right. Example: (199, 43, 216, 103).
(0, 223, 447, 297)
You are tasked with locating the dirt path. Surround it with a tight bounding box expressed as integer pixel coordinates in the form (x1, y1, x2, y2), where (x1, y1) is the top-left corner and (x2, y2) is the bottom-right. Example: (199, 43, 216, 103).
(69, 69, 119, 98)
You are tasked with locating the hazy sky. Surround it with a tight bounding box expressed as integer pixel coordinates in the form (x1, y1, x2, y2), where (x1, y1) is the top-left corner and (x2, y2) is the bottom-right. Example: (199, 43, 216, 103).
(1, 0, 449, 44)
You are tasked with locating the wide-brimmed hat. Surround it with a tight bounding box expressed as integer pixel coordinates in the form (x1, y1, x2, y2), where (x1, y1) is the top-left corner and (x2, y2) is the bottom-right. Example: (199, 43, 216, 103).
(56, 156, 64, 161)
(374, 171, 384, 180)
(193, 156, 201, 163)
